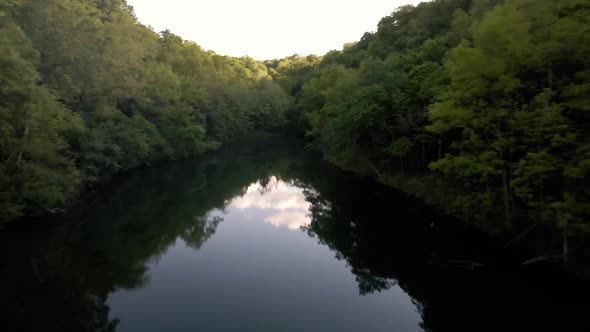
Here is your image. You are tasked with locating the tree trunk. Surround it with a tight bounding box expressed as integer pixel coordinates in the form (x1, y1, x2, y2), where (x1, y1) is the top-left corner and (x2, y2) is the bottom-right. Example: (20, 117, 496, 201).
(509, 163, 515, 207)
(438, 139, 442, 160)
(563, 221, 568, 264)
(422, 142, 425, 168)
(16, 126, 29, 167)
(545, 63, 553, 107)
(369, 162, 385, 184)
(502, 166, 512, 223)
(500, 151, 512, 223)
(5, 152, 15, 164)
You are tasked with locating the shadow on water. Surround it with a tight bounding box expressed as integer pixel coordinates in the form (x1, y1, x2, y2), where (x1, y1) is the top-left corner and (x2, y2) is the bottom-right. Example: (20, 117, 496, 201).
(1, 137, 589, 332)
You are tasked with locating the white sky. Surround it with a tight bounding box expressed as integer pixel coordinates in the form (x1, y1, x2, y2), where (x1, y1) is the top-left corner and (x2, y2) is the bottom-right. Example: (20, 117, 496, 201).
(127, 0, 424, 60)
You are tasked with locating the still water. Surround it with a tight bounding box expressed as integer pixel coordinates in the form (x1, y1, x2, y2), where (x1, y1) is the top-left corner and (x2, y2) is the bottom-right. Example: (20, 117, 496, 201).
(1, 139, 589, 331)
(107, 176, 420, 331)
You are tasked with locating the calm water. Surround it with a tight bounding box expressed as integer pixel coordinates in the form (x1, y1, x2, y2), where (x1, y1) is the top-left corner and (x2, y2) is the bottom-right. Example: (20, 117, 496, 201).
(1, 139, 589, 332)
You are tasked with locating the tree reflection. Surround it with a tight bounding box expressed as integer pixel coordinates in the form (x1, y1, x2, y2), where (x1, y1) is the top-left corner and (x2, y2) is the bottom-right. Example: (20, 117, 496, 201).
(181, 215, 223, 250)
(1, 138, 589, 332)
(297, 158, 590, 332)
(0, 139, 305, 332)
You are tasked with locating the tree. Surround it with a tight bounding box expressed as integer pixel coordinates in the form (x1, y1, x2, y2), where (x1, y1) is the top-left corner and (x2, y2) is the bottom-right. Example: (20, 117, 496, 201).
(0, 21, 84, 220)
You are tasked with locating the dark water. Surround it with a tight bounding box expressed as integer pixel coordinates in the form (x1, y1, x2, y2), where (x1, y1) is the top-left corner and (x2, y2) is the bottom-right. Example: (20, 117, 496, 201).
(1, 139, 589, 332)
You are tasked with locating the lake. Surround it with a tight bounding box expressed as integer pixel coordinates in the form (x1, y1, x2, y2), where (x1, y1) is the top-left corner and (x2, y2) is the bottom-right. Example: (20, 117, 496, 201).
(1, 139, 589, 332)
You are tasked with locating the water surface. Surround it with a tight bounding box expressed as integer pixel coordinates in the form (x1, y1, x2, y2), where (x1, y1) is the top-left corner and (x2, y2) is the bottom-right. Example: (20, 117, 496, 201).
(1, 140, 589, 332)
(107, 176, 420, 331)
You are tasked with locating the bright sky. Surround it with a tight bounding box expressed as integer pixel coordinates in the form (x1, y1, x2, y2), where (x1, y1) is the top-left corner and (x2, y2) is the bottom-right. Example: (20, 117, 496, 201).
(127, 0, 424, 60)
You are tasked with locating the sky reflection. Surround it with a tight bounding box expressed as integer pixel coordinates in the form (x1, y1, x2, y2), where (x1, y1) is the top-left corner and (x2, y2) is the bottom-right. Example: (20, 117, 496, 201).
(230, 176, 311, 230)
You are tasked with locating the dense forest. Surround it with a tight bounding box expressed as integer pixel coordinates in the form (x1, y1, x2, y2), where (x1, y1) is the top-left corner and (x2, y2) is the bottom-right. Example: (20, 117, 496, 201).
(0, 0, 289, 221)
(268, 0, 590, 241)
(1, 0, 590, 245)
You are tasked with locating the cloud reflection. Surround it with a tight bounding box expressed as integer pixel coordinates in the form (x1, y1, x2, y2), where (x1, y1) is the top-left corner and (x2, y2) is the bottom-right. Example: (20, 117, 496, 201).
(230, 176, 311, 230)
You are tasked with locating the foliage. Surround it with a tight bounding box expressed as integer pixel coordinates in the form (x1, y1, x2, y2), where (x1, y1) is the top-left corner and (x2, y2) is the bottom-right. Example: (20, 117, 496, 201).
(285, 0, 590, 234)
(2, 0, 589, 237)
(0, 0, 289, 222)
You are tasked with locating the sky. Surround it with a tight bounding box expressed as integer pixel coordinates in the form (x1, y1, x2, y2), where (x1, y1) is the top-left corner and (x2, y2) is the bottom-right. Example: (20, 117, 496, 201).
(126, 0, 424, 60)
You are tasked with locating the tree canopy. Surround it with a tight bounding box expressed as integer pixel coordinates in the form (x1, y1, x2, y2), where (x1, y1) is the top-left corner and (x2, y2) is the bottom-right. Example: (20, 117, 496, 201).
(0, 0, 289, 221)
(2, 0, 589, 238)
(283, 0, 590, 237)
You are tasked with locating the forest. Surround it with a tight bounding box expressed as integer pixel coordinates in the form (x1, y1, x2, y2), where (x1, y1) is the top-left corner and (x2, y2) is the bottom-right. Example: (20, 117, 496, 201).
(268, 0, 590, 241)
(0, 0, 289, 221)
(1, 0, 589, 243)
